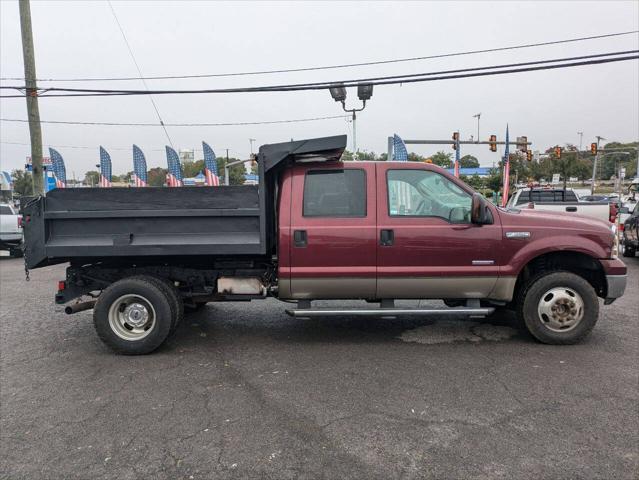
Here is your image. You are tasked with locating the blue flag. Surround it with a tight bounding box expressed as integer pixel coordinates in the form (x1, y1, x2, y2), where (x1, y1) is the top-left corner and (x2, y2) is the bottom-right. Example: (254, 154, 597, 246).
(132, 145, 148, 186)
(48, 147, 66, 188)
(99, 146, 112, 187)
(165, 146, 183, 187)
(202, 141, 220, 186)
(393, 134, 408, 161)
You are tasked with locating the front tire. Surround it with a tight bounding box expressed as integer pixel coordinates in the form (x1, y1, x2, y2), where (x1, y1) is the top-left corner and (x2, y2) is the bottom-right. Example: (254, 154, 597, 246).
(93, 277, 174, 355)
(518, 271, 599, 345)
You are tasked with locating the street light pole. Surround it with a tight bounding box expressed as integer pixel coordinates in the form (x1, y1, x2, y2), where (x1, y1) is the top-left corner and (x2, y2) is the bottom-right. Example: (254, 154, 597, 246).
(590, 135, 605, 195)
(473, 113, 481, 142)
(352, 111, 357, 154)
(249, 138, 255, 156)
(328, 84, 372, 159)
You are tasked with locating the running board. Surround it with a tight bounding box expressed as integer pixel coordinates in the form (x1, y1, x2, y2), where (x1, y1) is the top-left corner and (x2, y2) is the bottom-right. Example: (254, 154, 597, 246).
(285, 307, 494, 318)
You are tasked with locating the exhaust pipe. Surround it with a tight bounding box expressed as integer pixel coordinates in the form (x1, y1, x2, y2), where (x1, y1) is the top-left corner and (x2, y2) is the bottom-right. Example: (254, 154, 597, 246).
(65, 300, 97, 315)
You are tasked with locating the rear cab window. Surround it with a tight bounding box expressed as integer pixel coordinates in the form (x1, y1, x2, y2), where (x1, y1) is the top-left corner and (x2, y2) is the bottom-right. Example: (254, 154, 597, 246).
(515, 189, 578, 205)
(1, 205, 14, 215)
(303, 169, 366, 217)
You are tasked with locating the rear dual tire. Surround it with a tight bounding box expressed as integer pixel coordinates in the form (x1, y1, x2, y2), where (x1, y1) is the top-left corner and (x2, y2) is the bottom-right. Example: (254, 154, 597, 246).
(93, 276, 180, 355)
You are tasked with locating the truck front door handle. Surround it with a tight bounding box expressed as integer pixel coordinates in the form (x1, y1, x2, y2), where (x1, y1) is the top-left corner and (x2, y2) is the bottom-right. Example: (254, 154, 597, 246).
(293, 230, 307, 247)
(565, 206, 577, 212)
(380, 229, 394, 246)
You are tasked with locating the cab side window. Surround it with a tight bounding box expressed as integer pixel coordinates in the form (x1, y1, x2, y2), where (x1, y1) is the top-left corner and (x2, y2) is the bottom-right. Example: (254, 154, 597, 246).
(303, 169, 366, 217)
(387, 169, 472, 223)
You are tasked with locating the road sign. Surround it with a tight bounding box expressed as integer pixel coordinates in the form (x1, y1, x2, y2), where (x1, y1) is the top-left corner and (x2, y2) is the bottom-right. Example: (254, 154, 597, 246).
(551, 173, 561, 184)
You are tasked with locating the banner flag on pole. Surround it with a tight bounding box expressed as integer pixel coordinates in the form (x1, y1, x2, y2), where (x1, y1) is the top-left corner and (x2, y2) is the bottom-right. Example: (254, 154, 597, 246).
(48, 147, 66, 188)
(501, 125, 510, 207)
(202, 141, 220, 186)
(454, 134, 460, 177)
(99, 146, 113, 187)
(132, 145, 148, 187)
(392, 134, 408, 161)
(165, 146, 183, 187)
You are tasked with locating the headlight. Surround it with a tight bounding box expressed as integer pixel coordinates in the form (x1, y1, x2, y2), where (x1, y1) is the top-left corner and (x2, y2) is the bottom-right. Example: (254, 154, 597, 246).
(611, 224, 619, 258)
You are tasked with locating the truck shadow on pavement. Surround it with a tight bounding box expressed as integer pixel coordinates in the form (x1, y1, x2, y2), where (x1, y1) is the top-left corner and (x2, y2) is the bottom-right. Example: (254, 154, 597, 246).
(167, 303, 534, 353)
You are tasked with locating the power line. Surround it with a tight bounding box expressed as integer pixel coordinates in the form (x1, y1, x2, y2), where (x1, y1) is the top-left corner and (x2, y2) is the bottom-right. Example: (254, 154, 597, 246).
(1, 50, 637, 98)
(0, 140, 238, 153)
(1, 30, 637, 82)
(0, 114, 349, 126)
(107, 0, 174, 147)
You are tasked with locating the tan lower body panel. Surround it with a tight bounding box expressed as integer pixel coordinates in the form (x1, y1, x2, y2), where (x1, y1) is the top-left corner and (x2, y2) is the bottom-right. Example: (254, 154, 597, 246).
(279, 276, 517, 301)
(377, 276, 497, 299)
(282, 277, 375, 299)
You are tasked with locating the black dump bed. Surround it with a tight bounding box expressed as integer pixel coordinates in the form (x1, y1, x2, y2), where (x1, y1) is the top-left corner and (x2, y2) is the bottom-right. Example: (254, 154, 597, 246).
(22, 135, 346, 269)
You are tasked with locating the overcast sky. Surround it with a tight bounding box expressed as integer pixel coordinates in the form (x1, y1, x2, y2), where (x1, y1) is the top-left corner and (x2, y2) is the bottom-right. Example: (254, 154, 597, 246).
(1, 0, 638, 176)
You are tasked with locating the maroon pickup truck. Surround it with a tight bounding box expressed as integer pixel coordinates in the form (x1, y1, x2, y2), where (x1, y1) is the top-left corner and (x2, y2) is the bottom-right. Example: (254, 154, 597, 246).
(21, 135, 627, 354)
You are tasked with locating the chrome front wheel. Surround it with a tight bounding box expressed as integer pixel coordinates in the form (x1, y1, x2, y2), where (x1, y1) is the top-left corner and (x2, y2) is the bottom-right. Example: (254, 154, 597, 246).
(537, 287, 585, 332)
(520, 271, 598, 345)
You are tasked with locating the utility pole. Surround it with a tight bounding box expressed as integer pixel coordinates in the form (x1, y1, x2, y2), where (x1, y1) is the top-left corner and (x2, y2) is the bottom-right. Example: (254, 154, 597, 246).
(19, 0, 44, 194)
(577, 131, 583, 151)
(249, 138, 256, 156)
(590, 135, 605, 195)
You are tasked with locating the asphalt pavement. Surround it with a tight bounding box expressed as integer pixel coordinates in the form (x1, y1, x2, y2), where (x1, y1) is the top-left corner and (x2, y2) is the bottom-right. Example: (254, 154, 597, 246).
(1, 256, 638, 479)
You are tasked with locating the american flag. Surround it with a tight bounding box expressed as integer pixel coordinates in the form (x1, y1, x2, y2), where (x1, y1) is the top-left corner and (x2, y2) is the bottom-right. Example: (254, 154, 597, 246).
(393, 134, 408, 161)
(502, 125, 510, 207)
(132, 145, 148, 187)
(99, 146, 112, 187)
(165, 146, 183, 187)
(202, 141, 220, 186)
(454, 134, 460, 177)
(48, 147, 66, 188)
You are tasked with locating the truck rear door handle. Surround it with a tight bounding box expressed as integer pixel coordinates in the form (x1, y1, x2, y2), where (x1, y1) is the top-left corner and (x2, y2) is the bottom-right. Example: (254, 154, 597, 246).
(565, 206, 577, 212)
(380, 229, 394, 246)
(293, 230, 307, 247)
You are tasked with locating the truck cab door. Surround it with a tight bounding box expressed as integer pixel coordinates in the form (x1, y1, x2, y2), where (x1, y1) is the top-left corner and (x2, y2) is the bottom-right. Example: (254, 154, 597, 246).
(375, 163, 503, 299)
(286, 163, 377, 299)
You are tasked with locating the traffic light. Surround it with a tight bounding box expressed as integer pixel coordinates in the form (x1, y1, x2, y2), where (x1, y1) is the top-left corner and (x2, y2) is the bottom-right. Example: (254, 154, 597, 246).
(554, 146, 562, 159)
(526, 150, 533, 161)
(590, 142, 598, 155)
(452, 131, 459, 150)
(489, 135, 497, 152)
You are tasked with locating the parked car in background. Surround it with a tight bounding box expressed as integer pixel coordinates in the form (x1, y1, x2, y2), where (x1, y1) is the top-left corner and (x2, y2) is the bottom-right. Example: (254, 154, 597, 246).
(0, 203, 23, 256)
(507, 188, 612, 222)
(621, 203, 638, 258)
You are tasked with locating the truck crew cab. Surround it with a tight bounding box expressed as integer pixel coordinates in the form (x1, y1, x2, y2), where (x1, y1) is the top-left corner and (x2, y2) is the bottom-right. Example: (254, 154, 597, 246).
(21, 136, 627, 354)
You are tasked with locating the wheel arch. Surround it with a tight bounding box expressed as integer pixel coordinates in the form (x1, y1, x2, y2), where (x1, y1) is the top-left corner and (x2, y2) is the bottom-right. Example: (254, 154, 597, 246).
(512, 251, 607, 304)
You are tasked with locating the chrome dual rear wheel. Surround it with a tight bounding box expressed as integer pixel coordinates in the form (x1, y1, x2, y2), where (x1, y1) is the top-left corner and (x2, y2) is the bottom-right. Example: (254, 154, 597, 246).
(108, 294, 156, 341)
(93, 277, 175, 355)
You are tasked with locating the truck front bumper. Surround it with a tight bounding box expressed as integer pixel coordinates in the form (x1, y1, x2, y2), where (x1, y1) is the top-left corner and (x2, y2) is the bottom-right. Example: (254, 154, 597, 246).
(604, 274, 627, 305)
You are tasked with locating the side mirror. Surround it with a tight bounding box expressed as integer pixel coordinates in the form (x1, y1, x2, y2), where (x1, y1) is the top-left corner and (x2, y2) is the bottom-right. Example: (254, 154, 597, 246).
(471, 193, 493, 225)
